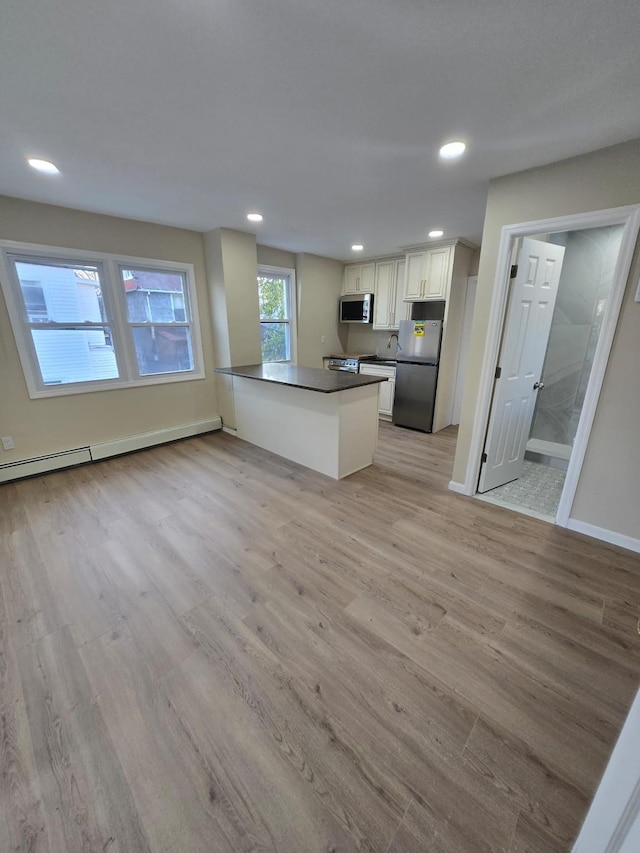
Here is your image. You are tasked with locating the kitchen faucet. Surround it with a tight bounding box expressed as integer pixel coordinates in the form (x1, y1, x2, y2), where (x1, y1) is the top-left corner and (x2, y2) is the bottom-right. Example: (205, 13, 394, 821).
(387, 332, 400, 350)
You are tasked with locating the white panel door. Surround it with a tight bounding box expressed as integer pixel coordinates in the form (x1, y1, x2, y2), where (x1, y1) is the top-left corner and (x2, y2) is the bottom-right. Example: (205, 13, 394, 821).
(478, 238, 565, 493)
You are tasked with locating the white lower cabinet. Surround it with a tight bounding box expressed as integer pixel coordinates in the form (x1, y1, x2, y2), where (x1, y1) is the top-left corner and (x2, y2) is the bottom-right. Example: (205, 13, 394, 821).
(359, 363, 396, 418)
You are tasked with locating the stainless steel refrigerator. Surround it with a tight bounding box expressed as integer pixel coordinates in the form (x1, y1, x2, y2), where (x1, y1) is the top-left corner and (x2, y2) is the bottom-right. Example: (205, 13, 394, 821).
(392, 320, 442, 432)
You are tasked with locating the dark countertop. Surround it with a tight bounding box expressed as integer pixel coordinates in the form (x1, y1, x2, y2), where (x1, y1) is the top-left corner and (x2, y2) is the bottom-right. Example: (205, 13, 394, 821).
(215, 363, 388, 394)
(360, 357, 397, 366)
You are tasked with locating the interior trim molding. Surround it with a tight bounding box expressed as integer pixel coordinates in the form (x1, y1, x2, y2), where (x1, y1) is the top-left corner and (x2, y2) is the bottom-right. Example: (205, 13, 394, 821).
(89, 417, 222, 460)
(448, 480, 469, 495)
(572, 688, 640, 852)
(222, 426, 238, 436)
(460, 203, 640, 527)
(566, 518, 640, 555)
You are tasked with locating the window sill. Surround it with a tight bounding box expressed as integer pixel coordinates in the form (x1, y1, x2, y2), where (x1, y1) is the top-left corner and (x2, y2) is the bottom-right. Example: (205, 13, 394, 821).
(25, 369, 206, 400)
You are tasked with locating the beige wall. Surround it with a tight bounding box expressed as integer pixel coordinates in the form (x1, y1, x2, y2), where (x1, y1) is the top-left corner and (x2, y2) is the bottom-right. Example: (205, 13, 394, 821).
(0, 195, 218, 463)
(453, 138, 640, 540)
(296, 253, 346, 367)
(203, 228, 260, 429)
(257, 244, 296, 269)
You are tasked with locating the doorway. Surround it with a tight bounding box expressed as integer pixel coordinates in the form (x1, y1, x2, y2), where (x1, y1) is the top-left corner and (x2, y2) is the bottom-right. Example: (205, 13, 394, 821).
(461, 204, 640, 527)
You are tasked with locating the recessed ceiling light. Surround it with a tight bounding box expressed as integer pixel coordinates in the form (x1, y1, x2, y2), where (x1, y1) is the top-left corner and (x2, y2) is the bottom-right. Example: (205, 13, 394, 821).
(28, 158, 60, 175)
(428, 229, 444, 238)
(247, 212, 263, 222)
(351, 244, 364, 251)
(439, 141, 466, 160)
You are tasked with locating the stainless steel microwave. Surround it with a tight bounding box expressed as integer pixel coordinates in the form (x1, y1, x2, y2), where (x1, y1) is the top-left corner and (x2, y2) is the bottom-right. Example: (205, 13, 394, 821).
(339, 292, 374, 323)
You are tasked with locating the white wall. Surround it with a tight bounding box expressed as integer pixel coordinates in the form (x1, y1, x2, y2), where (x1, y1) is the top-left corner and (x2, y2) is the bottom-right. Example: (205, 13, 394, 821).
(453, 138, 640, 542)
(0, 195, 218, 463)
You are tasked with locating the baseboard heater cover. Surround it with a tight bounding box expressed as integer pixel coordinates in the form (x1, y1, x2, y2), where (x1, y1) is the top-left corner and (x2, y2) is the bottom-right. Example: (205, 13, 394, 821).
(0, 448, 92, 483)
(0, 417, 222, 482)
(90, 417, 222, 460)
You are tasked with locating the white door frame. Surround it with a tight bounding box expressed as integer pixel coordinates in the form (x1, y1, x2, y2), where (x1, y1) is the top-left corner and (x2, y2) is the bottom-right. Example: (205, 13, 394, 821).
(572, 687, 640, 852)
(458, 203, 640, 527)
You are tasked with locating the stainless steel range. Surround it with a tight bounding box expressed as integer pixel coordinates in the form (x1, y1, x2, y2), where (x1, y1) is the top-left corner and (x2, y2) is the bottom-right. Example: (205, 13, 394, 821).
(327, 353, 376, 373)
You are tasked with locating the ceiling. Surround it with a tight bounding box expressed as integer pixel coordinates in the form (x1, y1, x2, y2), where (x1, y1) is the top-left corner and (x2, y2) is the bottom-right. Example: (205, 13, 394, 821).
(1, 0, 639, 261)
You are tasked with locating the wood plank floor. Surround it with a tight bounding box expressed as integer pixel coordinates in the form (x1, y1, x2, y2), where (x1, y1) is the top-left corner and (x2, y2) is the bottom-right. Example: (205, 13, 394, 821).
(1, 422, 639, 852)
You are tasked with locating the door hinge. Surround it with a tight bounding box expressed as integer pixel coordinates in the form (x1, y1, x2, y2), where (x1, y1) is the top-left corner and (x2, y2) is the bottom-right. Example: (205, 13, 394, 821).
(510, 264, 518, 278)
(495, 366, 502, 379)
(481, 452, 488, 463)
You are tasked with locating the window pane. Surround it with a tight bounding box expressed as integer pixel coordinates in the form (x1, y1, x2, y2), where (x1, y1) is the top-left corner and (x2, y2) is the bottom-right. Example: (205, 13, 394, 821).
(258, 276, 288, 320)
(121, 268, 188, 323)
(132, 325, 194, 375)
(15, 261, 106, 323)
(260, 322, 290, 362)
(31, 328, 118, 385)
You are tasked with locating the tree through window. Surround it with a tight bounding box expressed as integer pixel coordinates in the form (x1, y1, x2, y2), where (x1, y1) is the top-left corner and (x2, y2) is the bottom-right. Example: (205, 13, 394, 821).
(258, 267, 296, 363)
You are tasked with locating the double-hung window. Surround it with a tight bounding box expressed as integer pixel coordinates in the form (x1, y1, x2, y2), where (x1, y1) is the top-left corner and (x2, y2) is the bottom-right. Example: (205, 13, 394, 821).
(257, 265, 296, 363)
(0, 242, 204, 398)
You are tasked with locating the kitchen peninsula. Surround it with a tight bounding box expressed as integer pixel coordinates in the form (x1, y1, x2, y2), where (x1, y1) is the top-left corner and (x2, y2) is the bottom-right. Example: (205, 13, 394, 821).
(214, 363, 387, 479)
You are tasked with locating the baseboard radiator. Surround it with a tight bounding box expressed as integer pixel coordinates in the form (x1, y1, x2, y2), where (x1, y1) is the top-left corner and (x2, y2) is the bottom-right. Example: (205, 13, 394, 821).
(0, 417, 222, 483)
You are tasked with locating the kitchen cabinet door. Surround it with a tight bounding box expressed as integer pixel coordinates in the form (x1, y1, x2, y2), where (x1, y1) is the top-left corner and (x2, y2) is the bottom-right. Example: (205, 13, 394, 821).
(343, 262, 376, 294)
(373, 261, 395, 329)
(403, 252, 426, 300)
(359, 363, 396, 419)
(393, 260, 410, 327)
(378, 376, 395, 416)
(343, 265, 360, 294)
(360, 263, 376, 293)
(423, 246, 453, 299)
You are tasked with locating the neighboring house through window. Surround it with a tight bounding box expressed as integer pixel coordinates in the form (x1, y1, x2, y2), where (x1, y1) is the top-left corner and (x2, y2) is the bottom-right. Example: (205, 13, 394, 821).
(0, 243, 205, 398)
(258, 265, 297, 363)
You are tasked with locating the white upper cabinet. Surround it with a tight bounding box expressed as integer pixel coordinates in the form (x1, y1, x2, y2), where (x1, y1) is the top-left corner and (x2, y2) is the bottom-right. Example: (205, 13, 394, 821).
(404, 252, 427, 300)
(373, 259, 410, 330)
(372, 261, 395, 329)
(402, 245, 453, 301)
(394, 259, 411, 325)
(342, 262, 376, 294)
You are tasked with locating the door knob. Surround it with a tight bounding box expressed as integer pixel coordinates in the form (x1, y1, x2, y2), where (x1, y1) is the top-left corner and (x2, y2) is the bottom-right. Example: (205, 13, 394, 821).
(533, 381, 545, 390)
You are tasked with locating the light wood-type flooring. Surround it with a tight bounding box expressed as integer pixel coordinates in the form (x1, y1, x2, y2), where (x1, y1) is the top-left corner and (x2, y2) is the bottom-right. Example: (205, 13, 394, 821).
(1, 423, 640, 852)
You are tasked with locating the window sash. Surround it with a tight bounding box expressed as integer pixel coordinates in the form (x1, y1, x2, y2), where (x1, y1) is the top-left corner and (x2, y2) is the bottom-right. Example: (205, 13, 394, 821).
(0, 243, 204, 398)
(257, 265, 296, 364)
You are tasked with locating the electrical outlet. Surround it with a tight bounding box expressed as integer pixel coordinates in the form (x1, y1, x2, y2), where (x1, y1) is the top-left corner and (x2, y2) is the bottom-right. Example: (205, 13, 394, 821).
(2, 436, 15, 451)
(321, 335, 326, 344)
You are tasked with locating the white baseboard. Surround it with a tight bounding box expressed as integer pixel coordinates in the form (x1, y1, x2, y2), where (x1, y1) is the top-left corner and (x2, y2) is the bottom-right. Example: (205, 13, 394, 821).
(448, 480, 470, 495)
(526, 437, 572, 461)
(222, 426, 238, 436)
(0, 448, 92, 483)
(567, 518, 640, 554)
(0, 418, 222, 482)
(90, 417, 222, 460)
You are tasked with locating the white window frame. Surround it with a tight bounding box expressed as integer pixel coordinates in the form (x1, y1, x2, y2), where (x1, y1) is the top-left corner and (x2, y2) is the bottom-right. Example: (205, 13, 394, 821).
(0, 240, 205, 398)
(257, 264, 297, 364)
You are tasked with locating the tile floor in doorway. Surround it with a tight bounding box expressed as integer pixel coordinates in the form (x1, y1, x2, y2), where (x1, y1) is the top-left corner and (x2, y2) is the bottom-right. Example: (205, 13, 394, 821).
(482, 460, 567, 518)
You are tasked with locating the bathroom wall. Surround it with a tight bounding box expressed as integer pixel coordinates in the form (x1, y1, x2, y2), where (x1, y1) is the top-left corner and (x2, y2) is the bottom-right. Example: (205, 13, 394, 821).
(530, 224, 624, 446)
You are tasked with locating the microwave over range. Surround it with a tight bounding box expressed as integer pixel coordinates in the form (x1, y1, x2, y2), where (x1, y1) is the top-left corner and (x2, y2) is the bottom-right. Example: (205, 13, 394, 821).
(339, 292, 374, 324)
